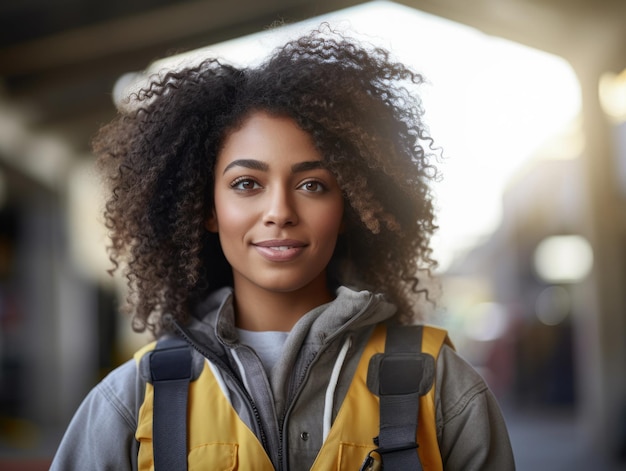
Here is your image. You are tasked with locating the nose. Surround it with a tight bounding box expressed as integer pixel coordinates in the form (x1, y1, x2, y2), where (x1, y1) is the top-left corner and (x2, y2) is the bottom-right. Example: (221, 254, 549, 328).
(263, 186, 298, 227)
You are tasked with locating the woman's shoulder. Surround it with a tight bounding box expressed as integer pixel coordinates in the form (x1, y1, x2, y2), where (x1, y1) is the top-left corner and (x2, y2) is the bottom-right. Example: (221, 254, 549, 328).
(93, 358, 147, 424)
(434, 345, 515, 468)
(50, 359, 144, 470)
(99, 358, 145, 389)
(435, 345, 490, 407)
(434, 344, 508, 438)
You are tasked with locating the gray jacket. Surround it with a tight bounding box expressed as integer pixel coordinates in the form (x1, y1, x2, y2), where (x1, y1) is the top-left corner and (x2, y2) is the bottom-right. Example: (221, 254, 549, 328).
(51, 286, 515, 470)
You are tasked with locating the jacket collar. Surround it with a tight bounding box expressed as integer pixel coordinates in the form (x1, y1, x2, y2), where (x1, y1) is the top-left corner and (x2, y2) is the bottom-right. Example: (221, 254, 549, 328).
(190, 285, 397, 347)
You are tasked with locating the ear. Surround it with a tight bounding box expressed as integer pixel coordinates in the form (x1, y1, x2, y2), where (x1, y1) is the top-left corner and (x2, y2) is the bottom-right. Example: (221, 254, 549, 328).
(205, 209, 219, 233)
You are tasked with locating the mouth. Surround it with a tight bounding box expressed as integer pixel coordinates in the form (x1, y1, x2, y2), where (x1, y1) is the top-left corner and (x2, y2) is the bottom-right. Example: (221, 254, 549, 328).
(253, 239, 307, 261)
(264, 246, 295, 252)
(254, 239, 307, 249)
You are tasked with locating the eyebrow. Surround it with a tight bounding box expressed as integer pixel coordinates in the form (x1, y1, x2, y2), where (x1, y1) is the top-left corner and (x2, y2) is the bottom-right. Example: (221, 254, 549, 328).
(222, 159, 325, 175)
(222, 159, 269, 174)
(291, 161, 324, 173)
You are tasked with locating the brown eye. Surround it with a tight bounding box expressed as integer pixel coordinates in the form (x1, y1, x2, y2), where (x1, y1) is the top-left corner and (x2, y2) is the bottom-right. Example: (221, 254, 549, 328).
(299, 180, 326, 193)
(231, 178, 261, 191)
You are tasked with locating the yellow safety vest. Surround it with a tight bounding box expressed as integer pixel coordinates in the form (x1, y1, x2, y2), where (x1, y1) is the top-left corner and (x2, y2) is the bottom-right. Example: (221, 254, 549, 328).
(134, 324, 448, 470)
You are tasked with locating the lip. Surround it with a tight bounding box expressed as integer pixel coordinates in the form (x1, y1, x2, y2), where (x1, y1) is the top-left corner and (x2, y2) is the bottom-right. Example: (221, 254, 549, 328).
(253, 239, 307, 262)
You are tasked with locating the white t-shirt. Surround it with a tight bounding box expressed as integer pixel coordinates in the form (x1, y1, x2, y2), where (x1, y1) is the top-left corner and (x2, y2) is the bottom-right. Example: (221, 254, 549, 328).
(236, 328, 289, 376)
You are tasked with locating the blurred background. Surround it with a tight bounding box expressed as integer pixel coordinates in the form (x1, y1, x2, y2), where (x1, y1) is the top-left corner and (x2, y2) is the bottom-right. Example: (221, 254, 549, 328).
(0, 0, 625, 470)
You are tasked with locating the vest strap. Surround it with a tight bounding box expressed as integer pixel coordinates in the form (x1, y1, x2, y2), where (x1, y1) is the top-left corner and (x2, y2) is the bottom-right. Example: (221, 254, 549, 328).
(376, 324, 432, 470)
(150, 336, 193, 471)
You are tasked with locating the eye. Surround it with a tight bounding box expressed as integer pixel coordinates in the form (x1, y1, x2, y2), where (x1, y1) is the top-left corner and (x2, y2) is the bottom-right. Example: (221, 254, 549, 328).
(299, 180, 327, 193)
(231, 178, 261, 191)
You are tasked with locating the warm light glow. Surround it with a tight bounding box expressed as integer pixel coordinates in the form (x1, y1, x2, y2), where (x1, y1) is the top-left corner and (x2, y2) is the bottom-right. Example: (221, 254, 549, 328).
(599, 69, 626, 123)
(67, 160, 111, 284)
(533, 235, 593, 283)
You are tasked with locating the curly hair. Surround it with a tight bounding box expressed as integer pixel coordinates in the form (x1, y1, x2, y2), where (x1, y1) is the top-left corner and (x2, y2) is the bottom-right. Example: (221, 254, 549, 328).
(94, 25, 440, 336)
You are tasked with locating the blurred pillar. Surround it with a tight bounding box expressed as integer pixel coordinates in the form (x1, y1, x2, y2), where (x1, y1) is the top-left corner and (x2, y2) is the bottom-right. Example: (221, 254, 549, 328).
(18, 193, 100, 428)
(572, 37, 626, 459)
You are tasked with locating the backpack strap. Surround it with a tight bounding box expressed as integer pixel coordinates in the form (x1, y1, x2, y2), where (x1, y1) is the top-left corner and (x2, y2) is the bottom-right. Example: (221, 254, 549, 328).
(364, 324, 436, 470)
(149, 336, 193, 471)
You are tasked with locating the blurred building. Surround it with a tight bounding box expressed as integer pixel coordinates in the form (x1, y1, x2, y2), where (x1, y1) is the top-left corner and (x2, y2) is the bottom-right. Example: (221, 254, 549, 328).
(440, 130, 625, 461)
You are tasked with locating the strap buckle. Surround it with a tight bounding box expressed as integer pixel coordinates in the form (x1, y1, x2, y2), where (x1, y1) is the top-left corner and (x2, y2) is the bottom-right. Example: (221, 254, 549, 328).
(358, 443, 419, 471)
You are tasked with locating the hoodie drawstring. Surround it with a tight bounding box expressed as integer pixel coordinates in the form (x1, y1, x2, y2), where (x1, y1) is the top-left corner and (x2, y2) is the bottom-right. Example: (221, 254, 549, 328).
(323, 335, 352, 442)
(231, 348, 254, 396)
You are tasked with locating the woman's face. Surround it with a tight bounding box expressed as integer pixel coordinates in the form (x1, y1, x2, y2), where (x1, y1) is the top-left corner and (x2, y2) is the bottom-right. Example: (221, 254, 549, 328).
(207, 111, 344, 302)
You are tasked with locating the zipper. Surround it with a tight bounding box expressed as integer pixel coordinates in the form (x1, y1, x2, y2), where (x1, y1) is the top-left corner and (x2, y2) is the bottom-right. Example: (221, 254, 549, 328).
(274, 295, 375, 470)
(277, 354, 316, 471)
(277, 335, 353, 470)
(170, 319, 270, 450)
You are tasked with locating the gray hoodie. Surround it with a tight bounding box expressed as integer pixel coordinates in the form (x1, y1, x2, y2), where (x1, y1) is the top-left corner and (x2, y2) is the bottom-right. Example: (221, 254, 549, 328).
(51, 286, 515, 470)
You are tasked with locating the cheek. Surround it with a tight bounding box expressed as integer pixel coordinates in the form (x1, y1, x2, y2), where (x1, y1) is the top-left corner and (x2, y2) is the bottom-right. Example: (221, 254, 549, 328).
(316, 201, 345, 242)
(214, 198, 253, 234)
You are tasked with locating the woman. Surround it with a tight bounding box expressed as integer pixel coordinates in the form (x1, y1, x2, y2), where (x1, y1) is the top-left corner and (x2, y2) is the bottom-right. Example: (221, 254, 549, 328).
(51, 25, 514, 470)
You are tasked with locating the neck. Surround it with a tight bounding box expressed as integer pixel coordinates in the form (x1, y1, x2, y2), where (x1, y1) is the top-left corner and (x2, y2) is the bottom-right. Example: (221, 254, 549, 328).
(233, 280, 335, 332)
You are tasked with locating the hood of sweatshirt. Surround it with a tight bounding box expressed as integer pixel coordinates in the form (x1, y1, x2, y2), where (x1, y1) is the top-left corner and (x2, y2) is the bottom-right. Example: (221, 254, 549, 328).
(182, 285, 397, 407)
(188, 285, 397, 351)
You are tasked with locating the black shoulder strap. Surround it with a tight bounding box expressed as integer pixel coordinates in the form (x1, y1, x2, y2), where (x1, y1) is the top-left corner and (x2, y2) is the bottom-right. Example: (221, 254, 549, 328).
(363, 324, 435, 470)
(149, 336, 193, 471)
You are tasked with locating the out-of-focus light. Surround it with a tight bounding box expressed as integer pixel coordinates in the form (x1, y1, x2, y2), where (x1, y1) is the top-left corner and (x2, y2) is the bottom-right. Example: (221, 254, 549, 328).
(67, 160, 111, 285)
(464, 302, 509, 342)
(599, 69, 626, 124)
(535, 285, 571, 326)
(533, 235, 593, 283)
(113, 72, 145, 112)
(0, 105, 72, 190)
